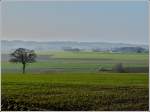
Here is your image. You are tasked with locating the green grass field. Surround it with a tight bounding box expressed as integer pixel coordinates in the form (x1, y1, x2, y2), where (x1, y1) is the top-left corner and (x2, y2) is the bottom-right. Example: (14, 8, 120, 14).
(1, 51, 149, 73)
(1, 73, 149, 111)
(37, 51, 148, 60)
(1, 51, 149, 110)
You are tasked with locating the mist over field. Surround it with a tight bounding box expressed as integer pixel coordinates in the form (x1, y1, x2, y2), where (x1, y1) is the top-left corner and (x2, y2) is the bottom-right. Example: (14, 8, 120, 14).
(1, 40, 148, 53)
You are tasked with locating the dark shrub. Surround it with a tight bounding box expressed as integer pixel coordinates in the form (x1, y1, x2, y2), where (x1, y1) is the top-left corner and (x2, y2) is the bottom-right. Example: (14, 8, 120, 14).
(113, 63, 125, 73)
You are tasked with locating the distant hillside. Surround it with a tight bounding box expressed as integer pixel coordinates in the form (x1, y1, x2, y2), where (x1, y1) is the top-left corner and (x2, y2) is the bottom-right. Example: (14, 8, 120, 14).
(1, 40, 148, 53)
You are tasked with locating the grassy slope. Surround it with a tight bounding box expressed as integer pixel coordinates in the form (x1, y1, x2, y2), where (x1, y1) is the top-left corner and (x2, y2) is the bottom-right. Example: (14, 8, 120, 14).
(1, 73, 149, 111)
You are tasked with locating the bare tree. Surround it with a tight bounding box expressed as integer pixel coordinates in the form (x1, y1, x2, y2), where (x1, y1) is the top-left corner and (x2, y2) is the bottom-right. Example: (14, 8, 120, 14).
(9, 48, 37, 74)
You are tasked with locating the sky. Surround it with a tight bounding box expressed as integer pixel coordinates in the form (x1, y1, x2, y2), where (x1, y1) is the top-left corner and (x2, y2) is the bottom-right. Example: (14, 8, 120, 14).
(1, 0, 149, 44)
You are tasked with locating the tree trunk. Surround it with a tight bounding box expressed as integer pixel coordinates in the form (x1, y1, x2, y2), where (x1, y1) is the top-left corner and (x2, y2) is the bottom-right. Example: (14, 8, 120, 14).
(23, 63, 26, 74)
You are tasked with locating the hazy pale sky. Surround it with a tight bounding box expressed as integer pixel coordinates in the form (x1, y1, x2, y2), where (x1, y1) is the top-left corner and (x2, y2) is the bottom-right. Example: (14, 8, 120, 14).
(1, 0, 149, 44)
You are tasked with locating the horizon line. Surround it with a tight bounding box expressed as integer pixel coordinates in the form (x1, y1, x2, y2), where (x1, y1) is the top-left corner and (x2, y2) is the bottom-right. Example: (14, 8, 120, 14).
(1, 39, 149, 46)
